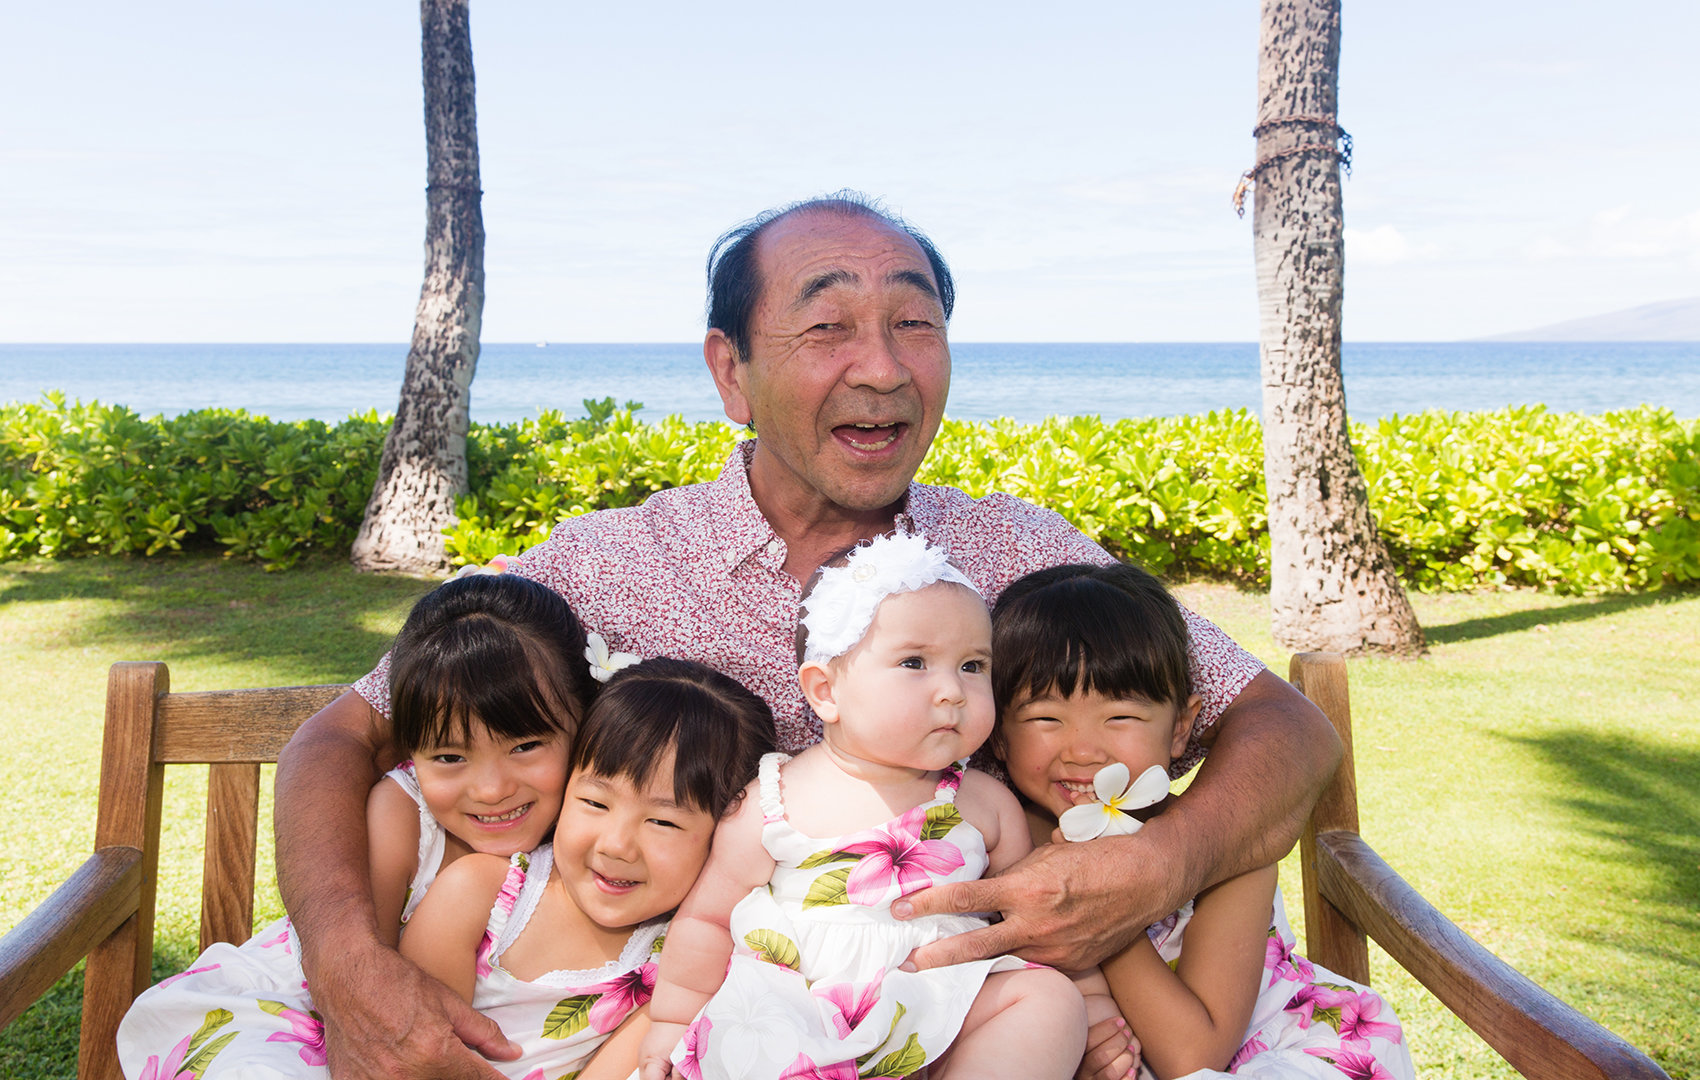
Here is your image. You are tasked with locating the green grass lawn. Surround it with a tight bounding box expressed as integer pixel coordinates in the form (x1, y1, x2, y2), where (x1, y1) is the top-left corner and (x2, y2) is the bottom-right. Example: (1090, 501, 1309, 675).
(1, 555, 1694, 1079)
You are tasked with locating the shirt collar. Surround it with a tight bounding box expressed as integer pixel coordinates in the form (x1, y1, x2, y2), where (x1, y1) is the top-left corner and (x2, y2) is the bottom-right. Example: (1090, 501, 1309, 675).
(705, 439, 941, 573)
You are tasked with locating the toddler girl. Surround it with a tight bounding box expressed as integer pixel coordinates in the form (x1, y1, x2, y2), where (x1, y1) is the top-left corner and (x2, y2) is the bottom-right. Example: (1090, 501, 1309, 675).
(401, 656, 776, 1079)
(117, 571, 597, 1079)
(991, 563, 1416, 1080)
(639, 532, 1099, 1080)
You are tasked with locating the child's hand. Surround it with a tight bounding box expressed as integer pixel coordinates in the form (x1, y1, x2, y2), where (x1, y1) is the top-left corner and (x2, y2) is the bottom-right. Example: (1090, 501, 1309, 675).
(637, 1020, 688, 1080)
(1077, 1015, 1141, 1080)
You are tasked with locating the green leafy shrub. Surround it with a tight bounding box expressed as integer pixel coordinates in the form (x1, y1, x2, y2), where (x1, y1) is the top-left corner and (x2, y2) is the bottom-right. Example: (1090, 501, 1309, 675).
(3, 394, 1696, 592)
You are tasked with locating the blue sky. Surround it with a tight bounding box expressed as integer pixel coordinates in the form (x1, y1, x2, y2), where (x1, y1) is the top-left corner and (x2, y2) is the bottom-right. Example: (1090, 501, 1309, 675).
(4, 1, 1696, 343)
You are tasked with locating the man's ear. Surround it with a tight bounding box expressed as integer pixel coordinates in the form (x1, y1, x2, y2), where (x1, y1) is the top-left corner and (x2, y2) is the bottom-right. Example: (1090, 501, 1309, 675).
(704, 330, 753, 427)
(1171, 693, 1203, 761)
(798, 660, 839, 724)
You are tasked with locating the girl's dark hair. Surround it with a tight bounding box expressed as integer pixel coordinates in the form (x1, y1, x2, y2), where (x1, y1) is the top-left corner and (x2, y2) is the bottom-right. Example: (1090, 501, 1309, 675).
(389, 574, 596, 754)
(991, 563, 1192, 714)
(569, 657, 775, 818)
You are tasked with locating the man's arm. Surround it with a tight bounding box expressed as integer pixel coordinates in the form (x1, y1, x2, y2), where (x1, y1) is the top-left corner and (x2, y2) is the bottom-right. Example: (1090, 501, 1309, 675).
(275, 689, 517, 1080)
(895, 670, 1341, 971)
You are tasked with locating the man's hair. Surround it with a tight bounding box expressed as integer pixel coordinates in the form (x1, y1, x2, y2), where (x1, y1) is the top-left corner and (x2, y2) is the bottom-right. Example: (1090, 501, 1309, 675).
(568, 657, 775, 819)
(389, 573, 596, 754)
(705, 190, 956, 363)
(990, 563, 1193, 715)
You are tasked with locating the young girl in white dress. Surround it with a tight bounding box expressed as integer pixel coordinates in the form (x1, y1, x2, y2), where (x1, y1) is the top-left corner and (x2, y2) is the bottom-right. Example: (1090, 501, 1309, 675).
(400, 656, 776, 1079)
(118, 571, 600, 1079)
(990, 563, 1416, 1080)
(638, 532, 1115, 1080)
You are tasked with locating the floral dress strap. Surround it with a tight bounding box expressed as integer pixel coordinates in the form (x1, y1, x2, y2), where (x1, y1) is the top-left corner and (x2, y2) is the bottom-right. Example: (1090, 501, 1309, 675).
(756, 751, 792, 824)
(931, 759, 968, 803)
(479, 844, 554, 976)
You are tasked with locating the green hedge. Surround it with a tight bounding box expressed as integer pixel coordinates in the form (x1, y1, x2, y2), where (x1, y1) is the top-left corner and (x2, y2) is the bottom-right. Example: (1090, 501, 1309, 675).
(3, 394, 1696, 591)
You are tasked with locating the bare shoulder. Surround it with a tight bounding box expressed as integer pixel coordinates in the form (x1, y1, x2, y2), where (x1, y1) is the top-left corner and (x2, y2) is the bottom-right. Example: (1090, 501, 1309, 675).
(957, 767, 1021, 818)
(425, 850, 514, 907)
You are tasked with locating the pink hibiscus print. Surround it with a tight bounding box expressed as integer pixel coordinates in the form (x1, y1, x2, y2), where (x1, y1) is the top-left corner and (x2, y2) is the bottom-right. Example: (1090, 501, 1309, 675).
(257, 922, 293, 954)
(841, 806, 965, 904)
(813, 972, 882, 1037)
(265, 1005, 328, 1067)
(675, 1016, 712, 1080)
(1227, 1034, 1269, 1072)
(1284, 982, 1354, 1029)
(779, 1052, 860, 1079)
(156, 963, 221, 990)
(475, 931, 498, 978)
(1304, 1047, 1399, 1079)
(137, 1033, 193, 1080)
(1265, 931, 1314, 987)
(581, 963, 657, 1034)
(1338, 991, 1403, 1048)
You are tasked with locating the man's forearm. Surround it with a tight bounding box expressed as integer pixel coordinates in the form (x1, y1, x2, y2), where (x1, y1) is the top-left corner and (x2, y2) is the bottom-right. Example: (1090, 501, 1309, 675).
(1166, 668, 1341, 896)
(274, 689, 393, 972)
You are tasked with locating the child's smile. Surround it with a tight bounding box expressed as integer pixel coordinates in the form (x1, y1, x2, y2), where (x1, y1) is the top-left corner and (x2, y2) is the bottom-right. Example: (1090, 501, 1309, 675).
(998, 687, 1200, 822)
(412, 724, 571, 856)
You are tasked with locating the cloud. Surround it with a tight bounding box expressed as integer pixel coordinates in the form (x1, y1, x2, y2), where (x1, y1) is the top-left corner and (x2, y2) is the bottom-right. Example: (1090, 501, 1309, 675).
(1345, 224, 1433, 265)
(1528, 205, 1700, 262)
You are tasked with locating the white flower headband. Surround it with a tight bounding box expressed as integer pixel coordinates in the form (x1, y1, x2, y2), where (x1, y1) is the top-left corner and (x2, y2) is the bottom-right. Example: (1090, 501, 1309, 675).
(799, 532, 979, 664)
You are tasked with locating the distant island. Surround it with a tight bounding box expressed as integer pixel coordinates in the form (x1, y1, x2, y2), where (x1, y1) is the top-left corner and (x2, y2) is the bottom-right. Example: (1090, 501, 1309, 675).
(1478, 297, 1700, 342)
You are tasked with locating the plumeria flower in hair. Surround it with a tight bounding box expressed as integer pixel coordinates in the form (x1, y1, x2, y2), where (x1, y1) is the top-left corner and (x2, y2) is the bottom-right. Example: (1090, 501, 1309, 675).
(1059, 762, 1171, 842)
(450, 553, 512, 580)
(584, 632, 640, 684)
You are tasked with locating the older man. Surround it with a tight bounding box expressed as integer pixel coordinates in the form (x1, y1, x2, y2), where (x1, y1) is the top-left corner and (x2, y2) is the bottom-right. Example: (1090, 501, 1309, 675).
(275, 194, 1340, 1080)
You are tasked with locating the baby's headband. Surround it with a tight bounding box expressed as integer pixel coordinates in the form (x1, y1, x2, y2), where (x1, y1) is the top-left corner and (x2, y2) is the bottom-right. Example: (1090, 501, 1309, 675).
(798, 532, 979, 665)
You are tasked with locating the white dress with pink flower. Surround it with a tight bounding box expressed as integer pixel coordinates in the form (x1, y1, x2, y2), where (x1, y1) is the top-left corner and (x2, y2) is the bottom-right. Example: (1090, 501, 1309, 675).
(115, 764, 445, 1079)
(470, 844, 666, 1079)
(670, 753, 1030, 1080)
(1152, 889, 1415, 1080)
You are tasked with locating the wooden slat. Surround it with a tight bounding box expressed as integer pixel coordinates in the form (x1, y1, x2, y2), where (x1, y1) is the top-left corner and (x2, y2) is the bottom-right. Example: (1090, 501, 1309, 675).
(199, 763, 262, 952)
(0, 848, 142, 1030)
(153, 684, 347, 763)
(1288, 652, 1371, 983)
(1315, 831, 1671, 1080)
(81, 662, 168, 1080)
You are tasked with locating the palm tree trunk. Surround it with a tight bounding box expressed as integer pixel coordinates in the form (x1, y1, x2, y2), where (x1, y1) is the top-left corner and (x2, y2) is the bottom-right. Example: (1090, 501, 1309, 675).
(1252, 0, 1424, 654)
(351, 0, 483, 574)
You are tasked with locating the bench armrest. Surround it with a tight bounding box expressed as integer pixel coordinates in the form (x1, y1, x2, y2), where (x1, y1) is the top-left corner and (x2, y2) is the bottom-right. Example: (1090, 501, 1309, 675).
(1315, 830, 1669, 1080)
(0, 847, 143, 1030)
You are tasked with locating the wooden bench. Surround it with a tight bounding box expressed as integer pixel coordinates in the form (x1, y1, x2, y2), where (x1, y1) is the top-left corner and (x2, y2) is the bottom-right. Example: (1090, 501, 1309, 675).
(0, 655, 1674, 1080)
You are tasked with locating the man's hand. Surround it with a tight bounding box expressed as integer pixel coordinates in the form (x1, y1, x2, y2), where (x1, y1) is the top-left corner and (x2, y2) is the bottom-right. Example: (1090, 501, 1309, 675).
(313, 939, 518, 1080)
(892, 833, 1188, 972)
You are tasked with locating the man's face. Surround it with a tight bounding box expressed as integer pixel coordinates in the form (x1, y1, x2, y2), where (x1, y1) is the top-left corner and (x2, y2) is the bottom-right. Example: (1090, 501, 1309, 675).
(707, 210, 950, 517)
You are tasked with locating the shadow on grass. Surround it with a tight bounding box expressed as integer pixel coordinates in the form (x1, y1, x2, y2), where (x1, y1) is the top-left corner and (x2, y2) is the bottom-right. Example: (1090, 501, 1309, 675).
(1423, 589, 1691, 645)
(1498, 724, 1700, 968)
(0, 552, 437, 687)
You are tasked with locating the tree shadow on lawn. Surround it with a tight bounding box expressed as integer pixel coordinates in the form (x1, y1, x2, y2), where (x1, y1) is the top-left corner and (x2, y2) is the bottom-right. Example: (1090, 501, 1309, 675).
(1423, 589, 1690, 646)
(1496, 724, 1700, 972)
(0, 553, 436, 686)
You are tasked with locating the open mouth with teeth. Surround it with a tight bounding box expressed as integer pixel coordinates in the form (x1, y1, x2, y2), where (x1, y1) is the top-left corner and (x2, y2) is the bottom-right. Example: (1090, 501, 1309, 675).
(593, 870, 641, 892)
(1056, 780, 1097, 804)
(471, 802, 532, 825)
(834, 422, 906, 453)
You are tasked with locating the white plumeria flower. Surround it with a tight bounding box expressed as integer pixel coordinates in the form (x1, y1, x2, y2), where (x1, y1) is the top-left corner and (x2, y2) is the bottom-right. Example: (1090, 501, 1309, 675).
(1059, 762, 1171, 842)
(584, 632, 640, 684)
(450, 553, 512, 579)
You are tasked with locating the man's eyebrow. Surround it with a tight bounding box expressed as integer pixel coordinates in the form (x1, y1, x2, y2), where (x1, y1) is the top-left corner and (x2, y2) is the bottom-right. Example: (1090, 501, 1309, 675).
(793, 269, 858, 308)
(886, 268, 940, 301)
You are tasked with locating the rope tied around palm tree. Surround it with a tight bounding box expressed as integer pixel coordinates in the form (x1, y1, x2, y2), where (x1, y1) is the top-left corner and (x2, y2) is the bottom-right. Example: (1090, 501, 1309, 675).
(1233, 114, 1353, 217)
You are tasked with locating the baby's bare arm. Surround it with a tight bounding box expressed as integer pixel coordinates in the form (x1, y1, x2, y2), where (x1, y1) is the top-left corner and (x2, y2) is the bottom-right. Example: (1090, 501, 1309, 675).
(958, 768, 1033, 874)
(638, 783, 775, 1079)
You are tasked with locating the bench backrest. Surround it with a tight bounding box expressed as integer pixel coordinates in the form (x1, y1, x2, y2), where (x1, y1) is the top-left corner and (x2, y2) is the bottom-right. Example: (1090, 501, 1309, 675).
(83, 663, 342, 1079)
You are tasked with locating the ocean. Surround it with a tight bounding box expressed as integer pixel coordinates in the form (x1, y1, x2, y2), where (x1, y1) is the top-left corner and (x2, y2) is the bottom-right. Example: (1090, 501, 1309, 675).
(1, 342, 1697, 425)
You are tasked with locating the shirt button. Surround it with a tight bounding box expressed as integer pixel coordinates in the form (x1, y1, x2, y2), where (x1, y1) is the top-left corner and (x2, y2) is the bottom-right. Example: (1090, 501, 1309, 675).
(765, 539, 782, 556)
